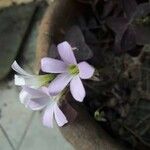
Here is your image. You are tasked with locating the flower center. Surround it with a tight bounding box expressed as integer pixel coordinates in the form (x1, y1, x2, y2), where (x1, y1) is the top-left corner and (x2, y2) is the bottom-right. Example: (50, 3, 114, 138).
(37, 74, 55, 86)
(68, 65, 79, 75)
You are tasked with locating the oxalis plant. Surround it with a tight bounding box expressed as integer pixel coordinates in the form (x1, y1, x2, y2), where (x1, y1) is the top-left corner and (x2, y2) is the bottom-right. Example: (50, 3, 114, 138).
(11, 0, 150, 149)
(11, 41, 95, 128)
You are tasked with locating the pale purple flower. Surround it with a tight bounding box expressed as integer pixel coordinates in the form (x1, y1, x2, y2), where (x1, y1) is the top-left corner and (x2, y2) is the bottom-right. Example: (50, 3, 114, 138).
(41, 41, 95, 102)
(21, 86, 68, 128)
(11, 61, 53, 88)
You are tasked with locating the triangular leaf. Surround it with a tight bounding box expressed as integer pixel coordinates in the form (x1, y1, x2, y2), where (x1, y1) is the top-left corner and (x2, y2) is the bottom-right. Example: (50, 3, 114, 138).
(48, 44, 59, 58)
(121, 25, 136, 50)
(107, 17, 129, 52)
(135, 25, 150, 45)
(65, 25, 93, 61)
(121, 0, 138, 19)
(134, 3, 150, 19)
(106, 17, 128, 34)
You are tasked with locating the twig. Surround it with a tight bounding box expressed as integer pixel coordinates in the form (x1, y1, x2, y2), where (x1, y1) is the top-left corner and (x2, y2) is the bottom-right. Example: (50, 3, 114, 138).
(123, 125, 150, 148)
(135, 114, 150, 128)
(140, 123, 150, 136)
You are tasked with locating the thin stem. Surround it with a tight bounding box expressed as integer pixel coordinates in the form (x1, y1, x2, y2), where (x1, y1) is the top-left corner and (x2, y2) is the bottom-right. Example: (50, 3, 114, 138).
(135, 114, 150, 128)
(123, 125, 150, 148)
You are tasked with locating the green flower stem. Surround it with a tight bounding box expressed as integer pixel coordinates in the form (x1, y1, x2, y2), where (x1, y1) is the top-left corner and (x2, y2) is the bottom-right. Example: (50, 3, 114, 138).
(38, 74, 55, 86)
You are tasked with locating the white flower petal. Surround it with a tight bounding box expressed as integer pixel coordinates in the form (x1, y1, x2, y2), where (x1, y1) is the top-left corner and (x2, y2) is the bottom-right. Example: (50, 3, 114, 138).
(22, 86, 48, 98)
(25, 76, 47, 88)
(20, 86, 52, 111)
(14, 75, 46, 88)
(70, 76, 85, 102)
(41, 87, 50, 96)
(78, 61, 95, 79)
(41, 57, 67, 73)
(57, 41, 77, 64)
(48, 73, 72, 95)
(14, 75, 26, 86)
(54, 103, 68, 127)
(11, 61, 32, 76)
(19, 89, 30, 105)
(28, 97, 49, 111)
(43, 105, 54, 128)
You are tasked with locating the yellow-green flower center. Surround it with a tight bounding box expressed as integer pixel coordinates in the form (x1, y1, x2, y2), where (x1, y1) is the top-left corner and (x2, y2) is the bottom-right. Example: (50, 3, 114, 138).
(68, 65, 79, 76)
(37, 74, 55, 86)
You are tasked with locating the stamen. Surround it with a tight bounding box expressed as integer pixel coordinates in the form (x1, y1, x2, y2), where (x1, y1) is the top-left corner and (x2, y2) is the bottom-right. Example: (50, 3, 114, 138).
(68, 65, 79, 75)
(72, 47, 78, 51)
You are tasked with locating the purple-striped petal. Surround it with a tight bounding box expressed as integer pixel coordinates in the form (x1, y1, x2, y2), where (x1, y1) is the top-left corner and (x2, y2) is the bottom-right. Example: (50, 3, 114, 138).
(20, 86, 50, 110)
(41, 57, 67, 73)
(42, 105, 54, 128)
(48, 73, 72, 95)
(53, 103, 68, 127)
(78, 61, 95, 79)
(57, 41, 77, 64)
(70, 76, 85, 102)
(22, 86, 48, 98)
(28, 97, 49, 110)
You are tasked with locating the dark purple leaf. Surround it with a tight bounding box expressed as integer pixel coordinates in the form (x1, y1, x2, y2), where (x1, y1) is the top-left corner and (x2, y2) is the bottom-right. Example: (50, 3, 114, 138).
(121, 0, 138, 19)
(107, 17, 129, 52)
(84, 30, 98, 44)
(135, 25, 150, 45)
(48, 44, 59, 58)
(93, 0, 100, 7)
(107, 2, 150, 52)
(130, 3, 150, 45)
(65, 25, 93, 61)
(106, 17, 128, 34)
(76, 0, 91, 4)
(134, 3, 150, 19)
(101, 0, 114, 19)
(87, 17, 98, 29)
(121, 25, 136, 50)
(136, 0, 149, 4)
(78, 16, 87, 30)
